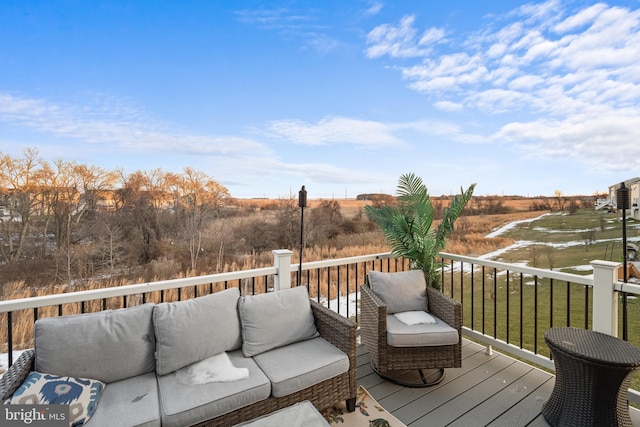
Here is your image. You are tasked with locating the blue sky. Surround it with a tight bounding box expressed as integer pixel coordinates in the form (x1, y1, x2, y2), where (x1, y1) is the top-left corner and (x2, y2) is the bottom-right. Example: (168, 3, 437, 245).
(1, 0, 640, 199)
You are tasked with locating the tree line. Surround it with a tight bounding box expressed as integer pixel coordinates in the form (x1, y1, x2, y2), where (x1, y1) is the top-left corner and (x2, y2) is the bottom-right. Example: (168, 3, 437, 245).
(0, 149, 379, 291)
(1, 149, 591, 293)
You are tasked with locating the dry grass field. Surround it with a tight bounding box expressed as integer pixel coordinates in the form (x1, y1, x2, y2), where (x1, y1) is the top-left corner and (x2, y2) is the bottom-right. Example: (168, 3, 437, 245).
(0, 196, 550, 358)
(238, 196, 549, 259)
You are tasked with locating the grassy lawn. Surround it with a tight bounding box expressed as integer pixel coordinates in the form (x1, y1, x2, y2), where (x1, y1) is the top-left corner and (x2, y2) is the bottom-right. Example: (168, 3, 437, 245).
(443, 208, 640, 387)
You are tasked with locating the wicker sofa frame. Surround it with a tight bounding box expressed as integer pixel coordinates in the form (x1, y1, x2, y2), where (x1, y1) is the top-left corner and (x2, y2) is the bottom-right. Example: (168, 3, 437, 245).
(360, 280, 462, 377)
(0, 300, 357, 427)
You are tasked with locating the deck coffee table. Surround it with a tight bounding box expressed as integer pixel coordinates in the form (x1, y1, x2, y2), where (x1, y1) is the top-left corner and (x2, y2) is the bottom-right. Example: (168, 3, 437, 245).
(232, 401, 329, 427)
(542, 327, 640, 427)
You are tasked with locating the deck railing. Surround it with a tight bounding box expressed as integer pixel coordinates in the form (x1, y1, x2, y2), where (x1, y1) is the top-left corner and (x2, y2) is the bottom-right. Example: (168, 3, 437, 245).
(1, 250, 636, 401)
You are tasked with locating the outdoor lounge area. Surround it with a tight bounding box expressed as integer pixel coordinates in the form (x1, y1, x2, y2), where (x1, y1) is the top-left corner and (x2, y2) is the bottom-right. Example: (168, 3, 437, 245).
(2, 250, 640, 426)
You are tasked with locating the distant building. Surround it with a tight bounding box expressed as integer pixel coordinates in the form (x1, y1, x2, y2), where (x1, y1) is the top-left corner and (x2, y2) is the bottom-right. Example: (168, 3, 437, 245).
(596, 178, 640, 219)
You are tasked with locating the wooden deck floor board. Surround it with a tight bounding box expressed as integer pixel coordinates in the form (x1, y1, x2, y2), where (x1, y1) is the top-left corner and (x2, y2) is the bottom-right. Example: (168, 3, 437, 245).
(371, 343, 500, 413)
(385, 353, 518, 424)
(356, 338, 640, 426)
(418, 361, 536, 427)
(448, 368, 552, 427)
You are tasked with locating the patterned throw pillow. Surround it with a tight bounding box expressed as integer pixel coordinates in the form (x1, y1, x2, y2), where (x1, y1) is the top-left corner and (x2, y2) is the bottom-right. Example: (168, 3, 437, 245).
(9, 372, 105, 427)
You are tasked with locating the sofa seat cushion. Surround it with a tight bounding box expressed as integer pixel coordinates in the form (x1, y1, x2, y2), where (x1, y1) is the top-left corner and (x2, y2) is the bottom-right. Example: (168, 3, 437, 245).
(35, 304, 156, 383)
(154, 288, 242, 375)
(253, 337, 349, 398)
(386, 314, 459, 347)
(157, 350, 270, 427)
(86, 372, 160, 427)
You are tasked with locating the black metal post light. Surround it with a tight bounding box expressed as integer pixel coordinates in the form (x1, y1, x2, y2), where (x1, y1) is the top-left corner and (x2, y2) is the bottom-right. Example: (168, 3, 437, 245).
(298, 186, 307, 287)
(617, 181, 630, 340)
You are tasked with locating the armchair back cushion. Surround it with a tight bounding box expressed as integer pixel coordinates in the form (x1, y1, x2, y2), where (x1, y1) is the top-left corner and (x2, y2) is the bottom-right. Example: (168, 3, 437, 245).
(154, 287, 242, 375)
(239, 286, 319, 357)
(34, 303, 156, 383)
(368, 270, 427, 314)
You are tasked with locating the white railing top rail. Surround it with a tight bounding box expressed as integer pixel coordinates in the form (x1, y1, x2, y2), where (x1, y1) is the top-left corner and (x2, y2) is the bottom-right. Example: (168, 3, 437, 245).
(0, 252, 397, 314)
(297, 252, 393, 271)
(441, 252, 594, 286)
(616, 281, 640, 296)
(0, 266, 277, 313)
(0, 250, 611, 314)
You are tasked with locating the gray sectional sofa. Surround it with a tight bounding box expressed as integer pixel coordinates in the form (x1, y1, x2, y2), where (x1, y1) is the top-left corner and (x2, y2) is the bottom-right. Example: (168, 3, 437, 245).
(0, 286, 357, 426)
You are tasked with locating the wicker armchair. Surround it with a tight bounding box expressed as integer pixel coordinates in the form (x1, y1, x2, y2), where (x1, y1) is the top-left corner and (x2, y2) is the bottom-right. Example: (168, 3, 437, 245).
(360, 270, 462, 386)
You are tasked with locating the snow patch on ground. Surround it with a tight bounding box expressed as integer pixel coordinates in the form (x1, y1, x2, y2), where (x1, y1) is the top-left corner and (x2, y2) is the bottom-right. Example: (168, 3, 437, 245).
(485, 213, 551, 238)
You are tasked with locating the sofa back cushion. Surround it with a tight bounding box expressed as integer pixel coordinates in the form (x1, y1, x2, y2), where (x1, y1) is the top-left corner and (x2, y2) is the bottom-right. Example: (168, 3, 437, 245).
(153, 287, 242, 375)
(34, 303, 156, 383)
(239, 286, 319, 357)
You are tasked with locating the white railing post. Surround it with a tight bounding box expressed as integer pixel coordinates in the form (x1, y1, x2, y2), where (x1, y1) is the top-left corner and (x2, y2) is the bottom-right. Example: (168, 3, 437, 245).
(272, 249, 293, 291)
(591, 260, 621, 336)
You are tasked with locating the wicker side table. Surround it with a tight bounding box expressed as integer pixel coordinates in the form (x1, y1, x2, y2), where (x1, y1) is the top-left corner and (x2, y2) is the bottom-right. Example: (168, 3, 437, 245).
(542, 327, 640, 427)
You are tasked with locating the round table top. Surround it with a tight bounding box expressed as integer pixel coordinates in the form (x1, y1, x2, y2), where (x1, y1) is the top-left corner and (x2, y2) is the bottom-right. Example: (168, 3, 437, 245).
(545, 327, 640, 367)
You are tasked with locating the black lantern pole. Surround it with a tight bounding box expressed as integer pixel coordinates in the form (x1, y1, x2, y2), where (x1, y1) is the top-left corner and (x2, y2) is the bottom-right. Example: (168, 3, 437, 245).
(617, 181, 630, 340)
(298, 186, 307, 287)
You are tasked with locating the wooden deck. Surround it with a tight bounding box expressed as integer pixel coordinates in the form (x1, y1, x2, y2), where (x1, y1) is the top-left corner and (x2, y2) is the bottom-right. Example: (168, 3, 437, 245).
(356, 338, 640, 427)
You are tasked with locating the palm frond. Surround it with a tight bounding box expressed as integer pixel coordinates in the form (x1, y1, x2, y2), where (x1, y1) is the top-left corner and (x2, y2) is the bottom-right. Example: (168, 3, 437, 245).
(435, 183, 476, 251)
(365, 173, 475, 288)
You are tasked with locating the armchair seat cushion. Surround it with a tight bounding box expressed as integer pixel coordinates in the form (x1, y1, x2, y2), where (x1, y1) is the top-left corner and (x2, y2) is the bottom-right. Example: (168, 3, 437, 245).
(386, 314, 459, 347)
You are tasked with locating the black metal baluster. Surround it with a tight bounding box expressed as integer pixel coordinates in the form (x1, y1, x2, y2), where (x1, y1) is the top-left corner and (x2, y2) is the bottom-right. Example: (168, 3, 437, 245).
(450, 259, 455, 297)
(566, 281, 571, 327)
(327, 267, 331, 309)
(482, 265, 486, 335)
(534, 276, 538, 354)
(337, 266, 341, 315)
(471, 264, 475, 331)
(520, 273, 524, 349)
(585, 285, 589, 329)
(7, 311, 13, 367)
(506, 270, 510, 344)
(459, 261, 464, 323)
(493, 267, 497, 338)
(317, 268, 321, 303)
(346, 265, 351, 319)
(550, 278, 554, 329)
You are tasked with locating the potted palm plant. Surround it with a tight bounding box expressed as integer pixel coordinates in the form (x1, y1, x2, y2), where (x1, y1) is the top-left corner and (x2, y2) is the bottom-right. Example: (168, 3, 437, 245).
(365, 173, 475, 290)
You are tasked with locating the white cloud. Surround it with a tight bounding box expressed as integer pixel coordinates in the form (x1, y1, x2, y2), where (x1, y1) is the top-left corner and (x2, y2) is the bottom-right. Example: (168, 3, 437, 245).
(492, 108, 640, 171)
(364, 1, 383, 16)
(264, 116, 405, 147)
(365, 15, 443, 58)
(364, 0, 640, 178)
(553, 3, 608, 33)
(434, 101, 463, 112)
(419, 27, 446, 46)
(235, 7, 338, 54)
(0, 92, 272, 157)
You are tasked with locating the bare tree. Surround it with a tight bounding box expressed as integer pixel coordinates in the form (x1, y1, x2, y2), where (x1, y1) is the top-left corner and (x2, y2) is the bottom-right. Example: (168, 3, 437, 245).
(0, 149, 46, 263)
(166, 167, 230, 272)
